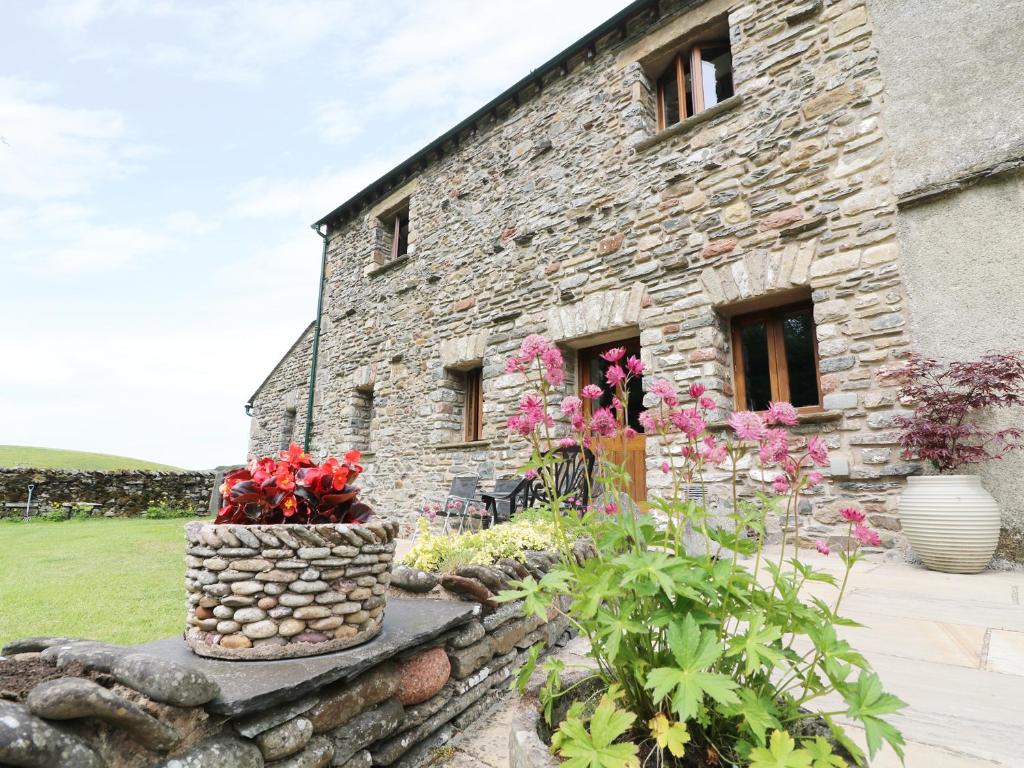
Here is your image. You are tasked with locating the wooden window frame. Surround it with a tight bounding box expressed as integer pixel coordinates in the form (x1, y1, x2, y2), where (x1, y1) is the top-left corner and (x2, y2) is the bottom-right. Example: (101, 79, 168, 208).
(390, 207, 409, 261)
(730, 302, 823, 414)
(656, 42, 726, 130)
(464, 367, 483, 442)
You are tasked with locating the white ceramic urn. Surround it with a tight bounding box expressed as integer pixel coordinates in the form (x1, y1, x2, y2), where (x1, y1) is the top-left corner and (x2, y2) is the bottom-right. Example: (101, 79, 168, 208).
(898, 475, 1001, 573)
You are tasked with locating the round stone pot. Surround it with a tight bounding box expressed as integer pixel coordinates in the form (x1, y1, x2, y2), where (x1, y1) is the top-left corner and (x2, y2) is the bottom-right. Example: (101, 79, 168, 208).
(898, 475, 1000, 574)
(184, 520, 397, 660)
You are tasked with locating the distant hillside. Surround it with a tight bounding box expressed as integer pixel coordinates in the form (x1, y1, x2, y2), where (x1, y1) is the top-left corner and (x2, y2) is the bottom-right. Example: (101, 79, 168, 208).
(0, 446, 185, 472)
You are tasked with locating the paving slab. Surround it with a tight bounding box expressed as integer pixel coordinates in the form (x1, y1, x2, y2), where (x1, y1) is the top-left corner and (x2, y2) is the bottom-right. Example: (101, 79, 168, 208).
(984, 629, 1024, 676)
(136, 598, 478, 716)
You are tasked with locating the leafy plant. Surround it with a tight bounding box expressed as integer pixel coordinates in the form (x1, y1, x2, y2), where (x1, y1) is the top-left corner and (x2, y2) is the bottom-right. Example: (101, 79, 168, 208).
(143, 501, 198, 519)
(215, 443, 372, 525)
(499, 335, 906, 767)
(399, 516, 558, 572)
(882, 352, 1024, 473)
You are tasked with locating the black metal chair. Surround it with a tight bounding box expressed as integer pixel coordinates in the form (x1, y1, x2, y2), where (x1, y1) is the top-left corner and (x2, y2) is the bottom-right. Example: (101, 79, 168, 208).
(481, 446, 596, 522)
(419, 475, 490, 535)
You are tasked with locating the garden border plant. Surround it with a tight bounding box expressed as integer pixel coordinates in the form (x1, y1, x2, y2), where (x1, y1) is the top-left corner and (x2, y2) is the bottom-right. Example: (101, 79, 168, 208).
(497, 335, 906, 767)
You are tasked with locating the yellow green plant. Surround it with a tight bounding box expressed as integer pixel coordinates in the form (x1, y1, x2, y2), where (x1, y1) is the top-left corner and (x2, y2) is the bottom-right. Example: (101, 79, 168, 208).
(400, 517, 558, 572)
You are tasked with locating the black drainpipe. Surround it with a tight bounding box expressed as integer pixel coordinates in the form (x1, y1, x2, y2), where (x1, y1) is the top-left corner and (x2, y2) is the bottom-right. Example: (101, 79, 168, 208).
(304, 224, 329, 452)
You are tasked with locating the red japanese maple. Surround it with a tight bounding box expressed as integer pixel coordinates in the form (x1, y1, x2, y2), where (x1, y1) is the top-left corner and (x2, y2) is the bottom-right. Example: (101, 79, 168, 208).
(215, 443, 373, 525)
(883, 352, 1024, 473)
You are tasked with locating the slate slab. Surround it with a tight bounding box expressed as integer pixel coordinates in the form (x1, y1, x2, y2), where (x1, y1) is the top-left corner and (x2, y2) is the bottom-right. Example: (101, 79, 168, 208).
(137, 598, 478, 716)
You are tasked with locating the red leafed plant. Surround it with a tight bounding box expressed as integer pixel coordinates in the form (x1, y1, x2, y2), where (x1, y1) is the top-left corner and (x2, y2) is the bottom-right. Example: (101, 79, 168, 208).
(216, 443, 373, 525)
(884, 352, 1024, 473)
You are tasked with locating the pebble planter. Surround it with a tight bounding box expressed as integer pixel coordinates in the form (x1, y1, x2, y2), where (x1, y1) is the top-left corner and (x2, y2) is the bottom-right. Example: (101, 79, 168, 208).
(184, 520, 397, 660)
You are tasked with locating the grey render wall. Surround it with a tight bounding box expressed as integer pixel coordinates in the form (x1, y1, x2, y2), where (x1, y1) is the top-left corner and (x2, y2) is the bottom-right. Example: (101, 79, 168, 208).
(869, 0, 1024, 557)
(867, 0, 1024, 196)
(248, 322, 315, 459)
(249, 0, 923, 546)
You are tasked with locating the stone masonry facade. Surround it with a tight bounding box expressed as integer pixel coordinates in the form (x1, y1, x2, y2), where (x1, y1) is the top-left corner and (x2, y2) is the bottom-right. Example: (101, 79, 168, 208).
(250, 0, 921, 548)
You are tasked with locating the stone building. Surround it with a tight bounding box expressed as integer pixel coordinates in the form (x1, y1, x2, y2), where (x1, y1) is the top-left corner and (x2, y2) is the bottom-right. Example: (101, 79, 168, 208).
(247, 0, 1024, 556)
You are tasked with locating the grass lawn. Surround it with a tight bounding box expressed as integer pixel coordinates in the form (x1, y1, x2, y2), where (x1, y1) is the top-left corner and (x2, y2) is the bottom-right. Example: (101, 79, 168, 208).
(0, 445, 184, 471)
(0, 518, 190, 647)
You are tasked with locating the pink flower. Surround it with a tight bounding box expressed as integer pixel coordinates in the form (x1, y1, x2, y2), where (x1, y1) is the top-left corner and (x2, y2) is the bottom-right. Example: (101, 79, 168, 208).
(524, 469, 538, 480)
(581, 384, 604, 400)
(840, 507, 865, 523)
(698, 396, 716, 410)
(807, 436, 829, 467)
(600, 347, 626, 363)
(728, 410, 767, 441)
(815, 540, 830, 556)
(605, 365, 626, 387)
(520, 334, 550, 360)
(853, 523, 881, 547)
(699, 436, 727, 465)
(544, 365, 566, 386)
(670, 408, 706, 439)
(541, 346, 565, 386)
(604, 502, 619, 515)
(590, 407, 617, 437)
(688, 383, 706, 399)
(504, 356, 525, 373)
(807, 470, 823, 487)
(639, 411, 659, 432)
(560, 396, 582, 416)
(624, 427, 637, 439)
(649, 379, 676, 402)
(518, 393, 544, 421)
(766, 401, 799, 427)
(772, 475, 790, 494)
(558, 437, 576, 448)
(507, 414, 534, 437)
(626, 355, 645, 376)
(661, 461, 670, 474)
(758, 429, 790, 465)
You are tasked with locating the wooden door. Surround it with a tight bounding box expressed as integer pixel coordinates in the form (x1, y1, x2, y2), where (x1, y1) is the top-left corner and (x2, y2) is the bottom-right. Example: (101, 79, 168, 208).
(578, 339, 647, 506)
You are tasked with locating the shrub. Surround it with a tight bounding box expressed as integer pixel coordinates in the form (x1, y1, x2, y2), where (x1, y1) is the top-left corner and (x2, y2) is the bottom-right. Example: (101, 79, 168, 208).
(400, 517, 558, 572)
(143, 502, 198, 519)
(216, 443, 372, 525)
(500, 335, 905, 767)
(881, 352, 1024, 473)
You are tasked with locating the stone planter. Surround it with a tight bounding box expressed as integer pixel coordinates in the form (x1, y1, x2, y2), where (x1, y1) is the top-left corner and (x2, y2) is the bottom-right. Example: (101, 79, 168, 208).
(184, 520, 397, 660)
(898, 475, 1001, 573)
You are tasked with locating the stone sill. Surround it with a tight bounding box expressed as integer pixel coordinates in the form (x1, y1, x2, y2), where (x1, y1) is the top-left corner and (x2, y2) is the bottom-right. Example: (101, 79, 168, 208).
(432, 440, 492, 451)
(706, 409, 843, 430)
(633, 94, 744, 153)
(367, 254, 410, 277)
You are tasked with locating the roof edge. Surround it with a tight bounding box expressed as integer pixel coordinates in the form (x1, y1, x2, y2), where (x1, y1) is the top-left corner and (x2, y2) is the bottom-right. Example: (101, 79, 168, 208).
(246, 321, 316, 406)
(313, 0, 657, 228)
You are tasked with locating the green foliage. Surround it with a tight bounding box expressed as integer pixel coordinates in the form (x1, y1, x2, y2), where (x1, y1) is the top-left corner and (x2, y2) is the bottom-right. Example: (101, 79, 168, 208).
(399, 517, 558, 572)
(552, 688, 640, 768)
(142, 501, 198, 519)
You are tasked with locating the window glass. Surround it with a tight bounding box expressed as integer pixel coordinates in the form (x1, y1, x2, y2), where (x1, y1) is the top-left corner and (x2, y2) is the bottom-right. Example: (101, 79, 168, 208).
(659, 68, 680, 127)
(700, 44, 733, 108)
(739, 322, 772, 411)
(395, 210, 409, 258)
(781, 310, 818, 408)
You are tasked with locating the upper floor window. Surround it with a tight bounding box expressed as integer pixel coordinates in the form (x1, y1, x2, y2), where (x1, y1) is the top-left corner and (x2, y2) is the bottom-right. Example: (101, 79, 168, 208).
(463, 367, 483, 441)
(387, 206, 409, 261)
(656, 39, 733, 130)
(731, 303, 821, 412)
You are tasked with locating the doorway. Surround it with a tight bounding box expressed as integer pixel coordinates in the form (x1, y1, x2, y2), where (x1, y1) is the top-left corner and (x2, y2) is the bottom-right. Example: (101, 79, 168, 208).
(578, 338, 647, 506)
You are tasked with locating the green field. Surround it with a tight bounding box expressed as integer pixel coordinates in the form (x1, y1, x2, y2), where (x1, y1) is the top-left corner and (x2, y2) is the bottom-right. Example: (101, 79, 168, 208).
(0, 519, 190, 646)
(0, 445, 184, 471)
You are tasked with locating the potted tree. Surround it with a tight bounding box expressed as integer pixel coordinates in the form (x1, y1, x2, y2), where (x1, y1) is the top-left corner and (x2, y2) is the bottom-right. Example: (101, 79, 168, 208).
(184, 444, 397, 660)
(888, 353, 1024, 573)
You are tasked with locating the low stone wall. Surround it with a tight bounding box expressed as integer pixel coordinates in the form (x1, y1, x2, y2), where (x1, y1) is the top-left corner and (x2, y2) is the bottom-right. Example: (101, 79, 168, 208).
(0, 468, 217, 518)
(0, 560, 571, 767)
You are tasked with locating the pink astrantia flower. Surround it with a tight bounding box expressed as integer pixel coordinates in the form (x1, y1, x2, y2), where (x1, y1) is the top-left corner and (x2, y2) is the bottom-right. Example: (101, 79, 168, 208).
(519, 393, 544, 421)
(649, 379, 676, 401)
(807, 436, 829, 466)
(766, 401, 799, 427)
(639, 411, 660, 433)
(520, 334, 550, 360)
(758, 428, 790, 465)
(661, 461, 671, 474)
(624, 427, 637, 439)
(581, 384, 604, 400)
(507, 415, 534, 437)
(600, 347, 626, 363)
(853, 523, 881, 547)
(604, 501, 619, 515)
(671, 408, 706, 439)
(688, 383, 706, 399)
(840, 507, 865, 523)
(524, 469, 538, 480)
(504, 356, 523, 373)
(806, 470, 823, 487)
(815, 540, 831, 556)
(626, 355, 645, 376)
(728, 410, 767, 441)
(699, 435, 727, 465)
(772, 475, 790, 494)
(560, 396, 582, 416)
(558, 437, 576, 448)
(590, 408, 617, 437)
(605, 365, 626, 387)
(698, 396, 716, 410)
(541, 346, 565, 386)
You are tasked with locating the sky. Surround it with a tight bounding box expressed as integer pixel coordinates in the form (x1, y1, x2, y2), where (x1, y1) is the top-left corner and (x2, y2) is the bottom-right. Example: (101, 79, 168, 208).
(0, 0, 628, 469)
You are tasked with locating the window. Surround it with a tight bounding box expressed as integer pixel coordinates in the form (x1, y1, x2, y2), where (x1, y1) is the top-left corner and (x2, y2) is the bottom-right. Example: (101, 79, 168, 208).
(731, 303, 821, 412)
(464, 367, 483, 441)
(375, 204, 409, 265)
(388, 206, 409, 260)
(579, 339, 647, 433)
(656, 39, 733, 130)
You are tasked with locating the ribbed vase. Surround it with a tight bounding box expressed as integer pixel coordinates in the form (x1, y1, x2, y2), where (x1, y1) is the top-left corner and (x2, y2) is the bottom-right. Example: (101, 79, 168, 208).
(898, 475, 1000, 574)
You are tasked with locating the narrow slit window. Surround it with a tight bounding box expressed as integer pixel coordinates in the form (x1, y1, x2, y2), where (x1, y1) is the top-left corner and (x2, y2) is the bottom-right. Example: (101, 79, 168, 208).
(464, 367, 483, 442)
(656, 37, 733, 131)
(732, 303, 821, 412)
(391, 207, 409, 260)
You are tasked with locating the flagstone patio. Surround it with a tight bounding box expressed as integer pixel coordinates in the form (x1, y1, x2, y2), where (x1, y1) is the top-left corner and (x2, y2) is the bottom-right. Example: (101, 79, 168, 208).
(405, 540, 1024, 768)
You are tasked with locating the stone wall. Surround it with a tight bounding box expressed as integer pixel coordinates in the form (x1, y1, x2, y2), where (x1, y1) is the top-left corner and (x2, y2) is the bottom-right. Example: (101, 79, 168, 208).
(249, 322, 315, 460)
(247, 0, 921, 548)
(0, 468, 216, 518)
(0, 584, 570, 767)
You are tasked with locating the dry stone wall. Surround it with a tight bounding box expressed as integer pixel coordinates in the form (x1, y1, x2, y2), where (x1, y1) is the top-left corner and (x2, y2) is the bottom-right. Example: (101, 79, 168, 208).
(251, 0, 921, 548)
(0, 468, 216, 518)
